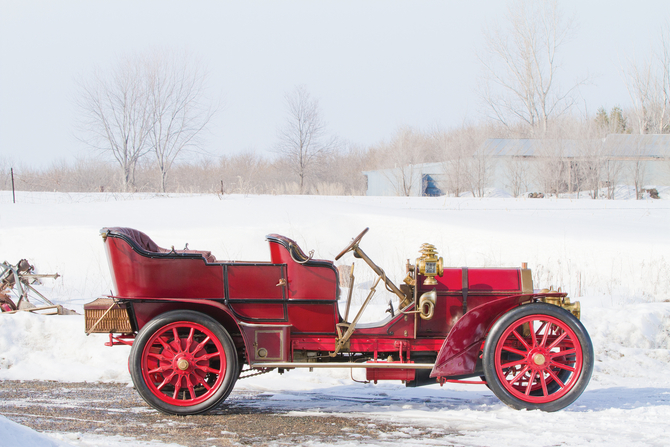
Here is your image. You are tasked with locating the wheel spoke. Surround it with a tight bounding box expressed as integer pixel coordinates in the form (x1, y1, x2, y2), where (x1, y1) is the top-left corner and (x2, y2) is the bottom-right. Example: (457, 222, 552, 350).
(547, 331, 568, 350)
(511, 329, 531, 350)
(508, 365, 530, 386)
(524, 371, 536, 395)
(156, 336, 176, 357)
(148, 365, 169, 374)
(196, 365, 221, 374)
(539, 372, 549, 396)
(185, 327, 195, 352)
(192, 336, 212, 354)
(529, 322, 538, 347)
(501, 345, 527, 357)
(501, 358, 526, 369)
(547, 368, 566, 388)
(156, 371, 176, 391)
(196, 351, 220, 361)
(172, 376, 183, 400)
(172, 328, 182, 352)
(552, 361, 576, 373)
(186, 376, 196, 400)
(551, 348, 576, 359)
(539, 321, 551, 348)
(147, 351, 171, 362)
(193, 373, 212, 391)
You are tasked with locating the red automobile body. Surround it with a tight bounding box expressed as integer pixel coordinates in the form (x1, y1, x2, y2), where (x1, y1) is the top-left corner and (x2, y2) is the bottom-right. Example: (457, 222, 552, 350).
(87, 227, 590, 414)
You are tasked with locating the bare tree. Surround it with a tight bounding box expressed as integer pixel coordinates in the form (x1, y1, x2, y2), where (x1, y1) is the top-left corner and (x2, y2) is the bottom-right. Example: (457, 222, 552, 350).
(435, 129, 471, 196)
(465, 132, 493, 197)
(628, 139, 648, 199)
(479, 0, 585, 136)
(504, 156, 530, 197)
(275, 85, 336, 194)
(622, 25, 670, 134)
(146, 52, 214, 193)
(77, 57, 154, 192)
(378, 127, 429, 196)
(602, 157, 624, 200)
(77, 51, 213, 193)
(534, 139, 570, 196)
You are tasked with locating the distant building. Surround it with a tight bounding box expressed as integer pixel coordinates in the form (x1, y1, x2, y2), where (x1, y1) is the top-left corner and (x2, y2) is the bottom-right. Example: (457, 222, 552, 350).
(481, 135, 670, 194)
(363, 135, 670, 196)
(363, 162, 445, 197)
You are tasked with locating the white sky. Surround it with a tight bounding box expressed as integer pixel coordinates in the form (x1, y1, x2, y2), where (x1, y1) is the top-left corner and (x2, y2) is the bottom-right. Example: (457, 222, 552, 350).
(1, 0, 669, 167)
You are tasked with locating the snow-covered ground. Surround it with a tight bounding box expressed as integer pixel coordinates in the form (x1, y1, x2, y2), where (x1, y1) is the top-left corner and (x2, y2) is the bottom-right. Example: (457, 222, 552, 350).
(0, 190, 669, 446)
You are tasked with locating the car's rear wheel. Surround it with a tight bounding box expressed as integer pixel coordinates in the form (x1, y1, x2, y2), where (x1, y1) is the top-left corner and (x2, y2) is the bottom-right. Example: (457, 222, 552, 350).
(129, 310, 238, 415)
(482, 303, 593, 412)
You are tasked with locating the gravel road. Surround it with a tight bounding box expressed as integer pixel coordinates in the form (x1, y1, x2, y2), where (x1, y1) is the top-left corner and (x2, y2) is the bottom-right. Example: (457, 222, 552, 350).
(0, 381, 455, 446)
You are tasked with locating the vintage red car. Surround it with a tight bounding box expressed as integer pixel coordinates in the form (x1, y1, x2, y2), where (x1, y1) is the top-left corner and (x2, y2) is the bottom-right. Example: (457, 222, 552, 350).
(85, 227, 593, 415)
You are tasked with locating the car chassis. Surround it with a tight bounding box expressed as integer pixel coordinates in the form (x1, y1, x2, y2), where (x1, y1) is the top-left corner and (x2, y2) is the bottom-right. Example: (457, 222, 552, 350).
(85, 227, 594, 415)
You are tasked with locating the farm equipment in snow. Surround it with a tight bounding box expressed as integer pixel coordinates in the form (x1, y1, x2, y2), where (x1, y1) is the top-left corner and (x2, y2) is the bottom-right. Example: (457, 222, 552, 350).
(0, 260, 73, 315)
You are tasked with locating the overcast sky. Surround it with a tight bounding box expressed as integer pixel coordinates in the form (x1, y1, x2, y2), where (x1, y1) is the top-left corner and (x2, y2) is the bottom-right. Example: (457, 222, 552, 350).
(1, 0, 669, 167)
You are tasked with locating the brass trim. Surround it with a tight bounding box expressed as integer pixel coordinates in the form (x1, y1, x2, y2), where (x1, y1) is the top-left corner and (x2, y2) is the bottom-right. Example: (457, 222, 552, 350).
(239, 322, 292, 328)
(538, 294, 581, 320)
(255, 329, 285, 361)
(418, 290, 436, 320)
(520, 268, 534, 294)
(249, 362, 435, 369)
(177, 359, 189, 370)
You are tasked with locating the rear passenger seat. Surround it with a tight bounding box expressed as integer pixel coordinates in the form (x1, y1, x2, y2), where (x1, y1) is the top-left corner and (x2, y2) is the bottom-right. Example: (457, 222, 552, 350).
(106, 227, 217, 263)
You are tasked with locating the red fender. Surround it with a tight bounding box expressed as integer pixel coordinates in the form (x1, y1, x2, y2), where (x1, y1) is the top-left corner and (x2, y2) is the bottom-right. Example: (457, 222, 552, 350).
(129, 298, 252, 359)
(430, 294, 532, 378)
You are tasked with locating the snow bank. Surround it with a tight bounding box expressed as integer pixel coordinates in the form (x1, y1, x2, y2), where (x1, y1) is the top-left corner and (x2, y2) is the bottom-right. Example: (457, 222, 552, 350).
(0, 312, 130, 382)
(0, 415, 70, 447)
(582, 300, 670, 387)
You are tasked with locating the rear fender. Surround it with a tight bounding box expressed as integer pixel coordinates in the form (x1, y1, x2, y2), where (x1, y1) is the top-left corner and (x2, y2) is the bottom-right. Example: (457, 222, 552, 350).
(430, 294, 532, 378)
(128, 299, 248, 360)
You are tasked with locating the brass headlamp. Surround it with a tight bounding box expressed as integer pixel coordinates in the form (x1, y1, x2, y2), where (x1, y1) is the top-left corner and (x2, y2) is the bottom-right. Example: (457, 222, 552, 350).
(415, 243, 443, 286)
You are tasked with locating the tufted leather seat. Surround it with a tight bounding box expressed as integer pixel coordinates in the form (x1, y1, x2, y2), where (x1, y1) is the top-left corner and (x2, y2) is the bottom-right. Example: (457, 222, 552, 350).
(105, 227, 216, 263)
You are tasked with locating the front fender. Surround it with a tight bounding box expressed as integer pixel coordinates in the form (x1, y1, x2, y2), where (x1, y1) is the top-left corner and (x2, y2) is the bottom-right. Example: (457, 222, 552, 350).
(430, 294, 532, 378)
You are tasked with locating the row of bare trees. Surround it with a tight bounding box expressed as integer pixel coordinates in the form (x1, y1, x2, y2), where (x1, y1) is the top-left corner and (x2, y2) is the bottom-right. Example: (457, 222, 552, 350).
(77, 51, 214, 193)
(623, 26, 670, 134)
(2, 1, 669, 198)
(2, 109, 667, 198)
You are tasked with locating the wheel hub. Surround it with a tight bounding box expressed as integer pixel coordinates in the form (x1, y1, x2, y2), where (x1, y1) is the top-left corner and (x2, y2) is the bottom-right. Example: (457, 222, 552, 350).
(177, 358, 190, 371)
(532, 353, 546, 366)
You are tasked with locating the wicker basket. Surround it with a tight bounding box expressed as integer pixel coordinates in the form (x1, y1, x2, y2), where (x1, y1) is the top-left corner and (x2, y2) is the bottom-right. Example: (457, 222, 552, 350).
(84, 298, 133, 333)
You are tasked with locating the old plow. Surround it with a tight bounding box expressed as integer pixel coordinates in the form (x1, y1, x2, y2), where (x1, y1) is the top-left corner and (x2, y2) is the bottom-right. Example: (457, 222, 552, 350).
(0, 259, 76, 315)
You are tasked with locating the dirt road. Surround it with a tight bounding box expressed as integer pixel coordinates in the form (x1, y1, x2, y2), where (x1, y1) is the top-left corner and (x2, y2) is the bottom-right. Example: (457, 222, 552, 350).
(0, 381, 455, 446)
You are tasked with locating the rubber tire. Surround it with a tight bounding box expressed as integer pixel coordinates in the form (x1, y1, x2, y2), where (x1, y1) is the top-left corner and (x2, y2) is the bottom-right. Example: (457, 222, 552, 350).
(482, 303, 593, 412)
(129, 310, 239, 415)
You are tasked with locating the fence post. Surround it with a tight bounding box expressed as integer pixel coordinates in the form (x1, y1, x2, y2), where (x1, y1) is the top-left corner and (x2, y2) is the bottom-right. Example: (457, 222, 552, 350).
(11, 167, 15, 204)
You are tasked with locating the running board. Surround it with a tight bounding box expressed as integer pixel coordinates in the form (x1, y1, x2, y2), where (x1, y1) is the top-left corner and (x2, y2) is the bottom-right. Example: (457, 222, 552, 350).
(250, 362, 435, 369)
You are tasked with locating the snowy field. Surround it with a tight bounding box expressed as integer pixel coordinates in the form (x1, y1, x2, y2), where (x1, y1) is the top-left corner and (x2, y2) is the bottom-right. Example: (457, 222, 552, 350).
(0, 190, 669, 446)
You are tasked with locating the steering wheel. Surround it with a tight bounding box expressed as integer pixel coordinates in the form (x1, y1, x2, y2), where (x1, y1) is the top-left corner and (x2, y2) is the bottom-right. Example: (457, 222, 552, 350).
(335, 228, 369, 260)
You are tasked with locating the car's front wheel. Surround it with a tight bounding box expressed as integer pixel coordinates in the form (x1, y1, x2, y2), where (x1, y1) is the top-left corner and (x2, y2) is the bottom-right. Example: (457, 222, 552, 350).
(482, 303, 593, 412)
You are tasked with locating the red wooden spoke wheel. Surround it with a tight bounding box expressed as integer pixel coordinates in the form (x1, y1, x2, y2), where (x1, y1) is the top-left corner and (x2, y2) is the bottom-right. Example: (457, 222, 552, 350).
(482, 303, 593, 412)
(130, 310, 238, 415)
